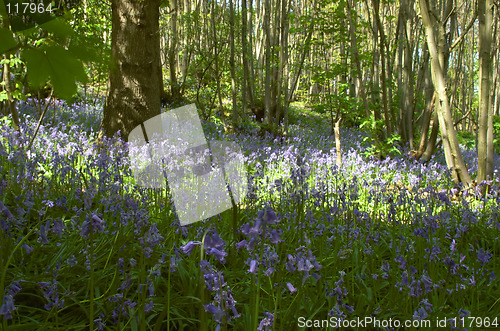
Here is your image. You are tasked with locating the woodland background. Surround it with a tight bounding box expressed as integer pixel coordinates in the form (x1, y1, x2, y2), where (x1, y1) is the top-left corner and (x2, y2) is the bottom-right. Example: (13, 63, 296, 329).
(1, 0, 500, 330)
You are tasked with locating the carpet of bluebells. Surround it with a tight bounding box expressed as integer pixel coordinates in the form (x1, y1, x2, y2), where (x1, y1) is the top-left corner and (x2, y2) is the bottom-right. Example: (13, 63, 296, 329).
(1, 98, 499, 330)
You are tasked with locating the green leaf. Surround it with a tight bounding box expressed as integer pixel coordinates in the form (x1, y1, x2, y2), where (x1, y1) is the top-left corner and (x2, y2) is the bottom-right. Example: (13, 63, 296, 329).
(0, 91, 8, 102)
(40, 17, 74, 40)
(22, 45, 88, 101)
(67, 38, 101, 63)
(45, 45, 88, 100)
(0, 27, 18, 54)
(21, 48, 51, 88)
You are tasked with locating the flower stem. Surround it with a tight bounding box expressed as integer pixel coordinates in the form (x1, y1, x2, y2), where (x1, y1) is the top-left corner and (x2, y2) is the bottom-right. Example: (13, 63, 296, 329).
(89, 227, 94, 331)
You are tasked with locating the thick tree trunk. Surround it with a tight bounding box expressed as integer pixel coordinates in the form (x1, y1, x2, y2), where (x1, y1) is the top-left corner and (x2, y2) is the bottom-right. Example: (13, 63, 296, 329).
(100, 0, 162, 141)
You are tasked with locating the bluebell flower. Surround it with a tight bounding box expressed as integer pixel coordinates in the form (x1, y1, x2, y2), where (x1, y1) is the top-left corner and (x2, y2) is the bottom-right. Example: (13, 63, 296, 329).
(235, 239, 248, 250)
(344, 304, 354, 313)
(204, 303, 224, 324)
(248, 259, 258, 274)
(80, 214, 105, 238)
(413, 306, 428, 320)
(204, 231, 225, 251)
(256, 206, 279, 224)
(145, 300, 154, 312)
(257, 312, 274, 331)
(419, 299, 433, 311)
(206, 247, 227, 263)
(181, 241, 201, 255)
(450, 239, 457, 253)
(94, 313, 106, 330)
(6, 281, 22, 297)
(22, 244, 33, 254)
(477, 248, 492, 266)
(0, 294, 17, 319)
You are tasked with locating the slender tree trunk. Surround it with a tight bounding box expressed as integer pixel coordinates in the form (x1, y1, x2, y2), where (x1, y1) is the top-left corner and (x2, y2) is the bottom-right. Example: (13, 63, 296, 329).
(346, 0, 371, 119)
(169, 0, 180, 100)
(422, 110, 439, 161)
(263, 0, 272, 127)
(248, 0, 256, 108)
(334, 118, 342, 167)
(477, 0, 494, 183)
(372, 0, 391, 135)
(1, 55, 20, 131)
(398, 0, 415, 149)
(229, 0, 237, 129)
(282, 0, 290, 134)
(287, 14, 315, 106)
(241, 0, 249, 116)
(419, 0, 472, 185)
(211, 0, 227, 130)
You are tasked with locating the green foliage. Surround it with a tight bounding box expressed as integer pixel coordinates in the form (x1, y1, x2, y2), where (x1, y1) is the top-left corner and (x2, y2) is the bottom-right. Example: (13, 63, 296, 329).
(456, 130, 476, 150)
(0, 9, 105, 105)
(0, 27, 17, 54)
(22, 45, 87, 100)
(361, 118, 402, 159)
(493, 115, 500, 154)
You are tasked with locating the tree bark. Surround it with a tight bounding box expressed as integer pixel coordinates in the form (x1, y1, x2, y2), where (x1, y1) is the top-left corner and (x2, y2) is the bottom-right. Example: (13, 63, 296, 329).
(263, 0, 272, 126)
(99, 0, 162, 141)
(419, 0, 472, 185)
(477, 0, 494, 183)
(282, 0, 290, 134)
(334, 118, 342, 167)
(346, 0, 371, 119)
(169, 0, 181, 100)
(241, 0, 249, 117)
(372, 0, 391, 135)
(1, 55, 20, 131)
(229, 0, 237, 129)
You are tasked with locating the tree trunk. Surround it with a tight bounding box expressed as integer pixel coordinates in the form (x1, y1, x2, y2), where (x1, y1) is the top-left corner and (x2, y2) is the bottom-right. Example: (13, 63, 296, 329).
(263, 0, 272, 126)
(477, 0, 494, 183)
(372, 0, 391, 135)
(241, 0, 249, 116)
(169, 0, 180, 100)
(346, 0, 371, 119)
(1, 55, 20, 131)
(282, 0, 290, 134)
(398, 0, 415, 149)
(211, 0, 227, 130)
(99, 0, 162, 141)
(419, 0, 472, 185)
(229, 0, 237, 129)
(334, 118, 342, 167)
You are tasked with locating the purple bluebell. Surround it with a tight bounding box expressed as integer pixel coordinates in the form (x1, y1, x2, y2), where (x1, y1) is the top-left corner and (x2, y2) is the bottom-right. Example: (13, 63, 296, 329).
(477, 248, 493, 266)
(248, 259, 258, 274)
(0, 295, 17, 319)
(257, 312, 274, 331)
(181, 241, 201, 255)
